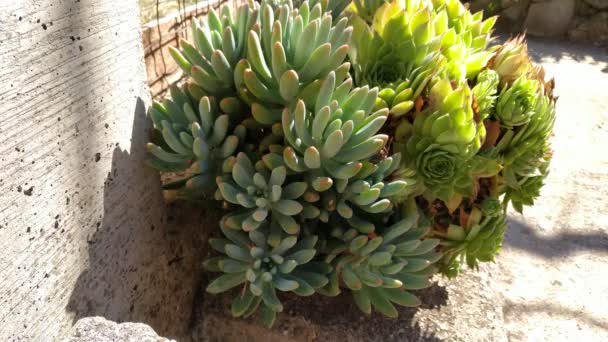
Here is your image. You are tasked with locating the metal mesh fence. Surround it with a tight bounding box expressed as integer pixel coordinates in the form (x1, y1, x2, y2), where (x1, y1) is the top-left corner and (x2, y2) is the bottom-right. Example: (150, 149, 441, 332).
(140, 0, 242, 99)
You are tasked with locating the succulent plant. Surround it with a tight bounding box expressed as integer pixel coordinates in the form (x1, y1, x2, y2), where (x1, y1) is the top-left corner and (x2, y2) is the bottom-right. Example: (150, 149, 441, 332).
(204, 219, 329, 327)
(170, 3, 259, 97)
(504, 164, 549, 214)
(348, 0, 443, 117)
(146, 88, 246, 197)
(320, 198, 441, 317)
(234, 1, 352, 118)
(280, 74, 389, 187)
(144, 0, 557, 328)
(479, 197, 502, 217)
(413, 146, 462, 199)
(438, 208, 507, 277)
(308, 153, 415, 226)
(146, 85, 197, 171)
(495, 75, 540, 129)
(396, 79, 487, 202)
(490, 35, 531, 85)
(413, 79, 484, 156)
(497, 93, 555, 213)
(472, 69, 500, 120)
(432, 0, 497, 80)
(217, 153, 308, 235)
(350, 0, 497, 87)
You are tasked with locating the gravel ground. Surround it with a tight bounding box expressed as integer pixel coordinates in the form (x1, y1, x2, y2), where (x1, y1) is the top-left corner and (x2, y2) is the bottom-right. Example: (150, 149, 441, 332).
(491, 37, 608, 342)
(192, 37, 608, 342)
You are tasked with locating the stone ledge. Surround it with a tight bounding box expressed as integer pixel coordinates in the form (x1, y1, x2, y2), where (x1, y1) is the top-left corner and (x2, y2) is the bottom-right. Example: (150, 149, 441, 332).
(66, 317, 176, 342)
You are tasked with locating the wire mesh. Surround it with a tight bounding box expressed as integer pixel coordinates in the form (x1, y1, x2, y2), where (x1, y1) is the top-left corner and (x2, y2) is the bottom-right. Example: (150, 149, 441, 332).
(140, 0, 242, 99)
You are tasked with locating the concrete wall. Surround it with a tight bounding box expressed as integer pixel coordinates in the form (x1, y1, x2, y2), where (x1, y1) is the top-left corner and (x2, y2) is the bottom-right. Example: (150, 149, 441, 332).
(0, 0, 207, 340)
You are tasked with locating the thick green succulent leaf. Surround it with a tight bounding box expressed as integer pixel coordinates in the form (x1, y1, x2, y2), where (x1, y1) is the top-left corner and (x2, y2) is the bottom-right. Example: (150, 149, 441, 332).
(207, 272, 247, 294)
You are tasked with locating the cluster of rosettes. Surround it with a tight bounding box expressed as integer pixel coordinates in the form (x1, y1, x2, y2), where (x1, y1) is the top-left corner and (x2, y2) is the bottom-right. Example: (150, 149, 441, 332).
(145, 0, 556, 327)
(348, 0, 555, 277)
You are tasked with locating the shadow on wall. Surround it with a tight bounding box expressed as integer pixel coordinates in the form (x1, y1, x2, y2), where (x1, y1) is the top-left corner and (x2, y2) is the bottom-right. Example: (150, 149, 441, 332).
(65, 98, 216, 339)
(504, 216, 608, 259)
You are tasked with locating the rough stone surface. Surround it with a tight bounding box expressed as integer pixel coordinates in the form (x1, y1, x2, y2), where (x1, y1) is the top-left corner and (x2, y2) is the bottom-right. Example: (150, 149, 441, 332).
(568, 12, 608, 45)
(468, 0, 493, 12)
(473, 0, 608, 45)
(500, 1, 528, 20)
(66, 317, 175, 342)
(584, 0, 608, 9)
(0, 1, 208, 341)
(524, 0, 576, 37)
(576, 0, 600, 16)
(497, 0, 531, 32)
(498, 37, 608, 341)
(500, 3, 525, 21)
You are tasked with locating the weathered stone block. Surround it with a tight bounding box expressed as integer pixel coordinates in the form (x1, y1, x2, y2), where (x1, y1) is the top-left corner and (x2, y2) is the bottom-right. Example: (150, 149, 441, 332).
(524, 0, 576, 37)
(501, 0, 531, 21)
(468, 0, 494, 13)
(584, 0, 608, 10)
(569, 11, 608, 44)
(67, 317, 175, 342)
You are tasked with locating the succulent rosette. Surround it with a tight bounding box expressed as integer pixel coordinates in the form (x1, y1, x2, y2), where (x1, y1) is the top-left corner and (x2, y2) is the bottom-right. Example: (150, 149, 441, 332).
(146, 87, 246, 198)
(496, 92, 555, 213)
(204, 220, 330, 327)
(472, 69, 500, 120)
(348, 0, 444, 117)
(504, 161, 549, 214)
(318, 198, 441, 316)
(235, 1, 352, 116)
(217, 153, 307, 235)
(170, 3, 259, 97)
(433, 0, 497, 80)
(416, 146, 459, 186)
(490, 35, 531, 85)
(396, 79, 487, 202)
(280, 76, 388, 186)
(438, 208, 507, 277)
(410, 79, 484, 157)
(143, 0, 557, 327)
(309, 153, 415, 227)
(495, 75, 540, 128)
(349, 0, 497, 98)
